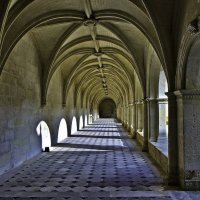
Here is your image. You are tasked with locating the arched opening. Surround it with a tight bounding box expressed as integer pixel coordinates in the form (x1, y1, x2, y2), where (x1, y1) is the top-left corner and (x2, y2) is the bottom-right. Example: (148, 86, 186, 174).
(71, 116, 78, 135)
(36, 121, 51, 152)
(99, 98, 117, 118)
(158, 70, 168, 141)
(57, 118, 68, 143)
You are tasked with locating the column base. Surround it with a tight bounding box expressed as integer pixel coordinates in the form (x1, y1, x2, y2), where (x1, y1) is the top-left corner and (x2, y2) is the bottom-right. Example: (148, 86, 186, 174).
(142, 141, 148, 152)
(131, 131, 136, 139)
(167, 173, 179, 186)
(149, 137, 157, 142)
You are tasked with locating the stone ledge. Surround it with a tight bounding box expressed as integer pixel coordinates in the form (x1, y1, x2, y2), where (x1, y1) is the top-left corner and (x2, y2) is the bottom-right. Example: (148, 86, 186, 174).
(136, 132, 144, 147)
(185, 180, 200, 190)
(149, 142, 168, 174)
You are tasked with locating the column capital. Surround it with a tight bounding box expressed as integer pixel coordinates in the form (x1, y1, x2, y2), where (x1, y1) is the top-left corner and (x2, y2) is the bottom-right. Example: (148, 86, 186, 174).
(174, 89, 200, 100)
(165, 91, 176, 97)
(142, 97, 150, 102)
(148, 98, 168, 103)
(135, 100, 143, 105)
(148, 98, 157, 102)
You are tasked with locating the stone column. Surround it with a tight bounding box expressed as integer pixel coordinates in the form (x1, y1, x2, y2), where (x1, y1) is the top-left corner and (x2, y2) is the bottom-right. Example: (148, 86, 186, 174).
(132, 104, 137, 138)
(123, 106, 125, 124)
(142, 98, 149, 152)
(149, 99, 159, 142)
(119, 107, 123, 122)
(128, 103, 133, 134)
(137, 102, 143, 132)
(129, 103, 136, 138)
(121, 106, 124, 122)
(175, 90, 200, 190)
(134, 102, 138, 139)
(116, 107, 120, 121)
(165, 92, 178, 186)
(125, 106, 129, 129)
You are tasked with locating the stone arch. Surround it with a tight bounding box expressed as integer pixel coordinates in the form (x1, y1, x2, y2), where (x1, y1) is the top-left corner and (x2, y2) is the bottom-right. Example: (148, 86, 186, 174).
(176, 21, 200, 90)
(185, 37, 200, 89)
(99, 98, 117, 118)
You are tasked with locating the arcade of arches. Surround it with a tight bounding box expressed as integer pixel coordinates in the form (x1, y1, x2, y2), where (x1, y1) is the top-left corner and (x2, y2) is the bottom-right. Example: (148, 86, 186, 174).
(0, 0, 200, 194)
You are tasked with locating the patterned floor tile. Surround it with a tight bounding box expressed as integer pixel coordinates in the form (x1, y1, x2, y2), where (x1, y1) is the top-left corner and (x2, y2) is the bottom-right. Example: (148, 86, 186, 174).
(0, 119, 196, 199)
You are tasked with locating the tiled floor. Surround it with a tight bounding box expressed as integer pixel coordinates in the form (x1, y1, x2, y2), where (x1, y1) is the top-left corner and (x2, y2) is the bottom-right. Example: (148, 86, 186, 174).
(0, 119, 198, 199)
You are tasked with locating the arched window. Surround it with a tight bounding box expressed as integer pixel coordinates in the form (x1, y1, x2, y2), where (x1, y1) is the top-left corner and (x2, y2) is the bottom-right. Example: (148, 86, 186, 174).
(36, 121, 51, 151)
(71, 116, 78, 135)
(57, 118, 68, 143)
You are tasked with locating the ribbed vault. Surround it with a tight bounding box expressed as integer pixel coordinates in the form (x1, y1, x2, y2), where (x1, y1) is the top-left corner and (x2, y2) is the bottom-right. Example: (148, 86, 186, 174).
(3, 0, 200, 191)
(0, 0, 168, 115)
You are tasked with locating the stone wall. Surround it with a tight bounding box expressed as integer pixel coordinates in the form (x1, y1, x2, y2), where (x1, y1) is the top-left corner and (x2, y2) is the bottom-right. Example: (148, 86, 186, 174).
(0, 33, 66, 175)
(0, 33, 41, 174)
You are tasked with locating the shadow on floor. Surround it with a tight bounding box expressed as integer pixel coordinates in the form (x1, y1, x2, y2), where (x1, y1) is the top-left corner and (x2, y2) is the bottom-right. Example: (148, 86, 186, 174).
(80, 129, 124, 133)
(70, 135, 124, 139)
(54, 143, 128, 151)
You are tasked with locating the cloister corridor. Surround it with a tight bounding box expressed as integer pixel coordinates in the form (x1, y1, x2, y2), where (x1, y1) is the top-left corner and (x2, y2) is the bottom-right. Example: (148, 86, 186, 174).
(0, 119, 198, 199)
(2, 1, 200, 198)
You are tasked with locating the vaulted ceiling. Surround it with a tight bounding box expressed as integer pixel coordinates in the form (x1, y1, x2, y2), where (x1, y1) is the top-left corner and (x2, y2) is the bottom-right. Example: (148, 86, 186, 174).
(0, 0, 175, 107)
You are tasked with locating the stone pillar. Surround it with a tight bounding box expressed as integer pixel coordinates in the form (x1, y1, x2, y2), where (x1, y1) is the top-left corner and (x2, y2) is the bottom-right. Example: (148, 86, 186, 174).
(122, 106, 126, 126)
(93, 110, 97, 122)
(137, 102, 143, 132)
(149, 99, 159, 142)
(132, 104, 137, 138)
(125, 106, 129, 129)
(129, 103, 136, 138)
(175, 90, 200, 190)
(119, 107, 123, 122)
(116, 107, 120, 121)
(124, 106, 128, 128)
(142, 98, 149, 152)
(89, 113, 93, 124)
(121, 106, 124, 126)
(165, 92, 178, 186)
(134, 102, 138, 139)
(128, 104, 133, 133)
